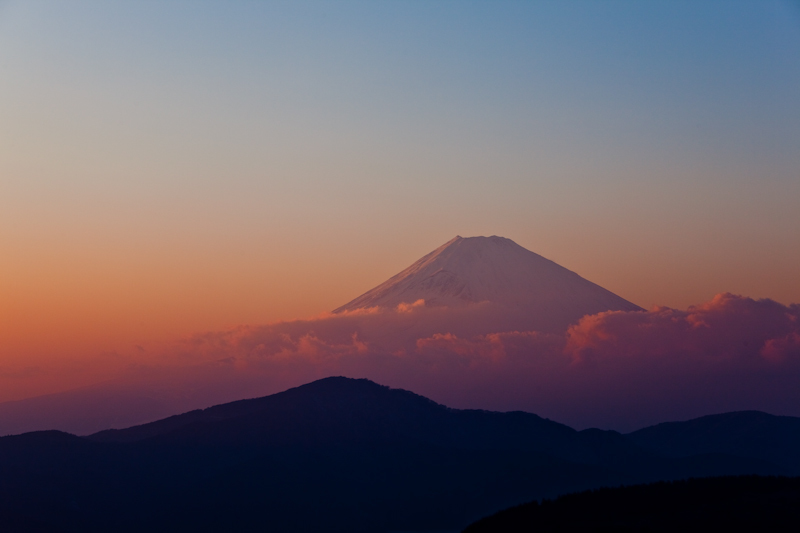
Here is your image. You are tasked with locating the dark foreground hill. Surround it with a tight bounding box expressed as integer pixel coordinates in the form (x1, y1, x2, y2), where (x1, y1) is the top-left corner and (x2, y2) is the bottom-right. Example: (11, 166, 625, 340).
(0, 377, 798, 532)
(463, 475, 800, 532)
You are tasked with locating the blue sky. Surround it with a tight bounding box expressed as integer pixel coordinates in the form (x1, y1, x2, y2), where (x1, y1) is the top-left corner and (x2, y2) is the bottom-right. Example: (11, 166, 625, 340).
(1, 1, 798, 349)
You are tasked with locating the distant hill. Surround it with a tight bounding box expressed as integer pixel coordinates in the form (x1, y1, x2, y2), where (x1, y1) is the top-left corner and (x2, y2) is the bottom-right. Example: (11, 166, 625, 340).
(627, 411, 800, 473)
(0, 377, 797, 532)
(463, 475, 800, 532)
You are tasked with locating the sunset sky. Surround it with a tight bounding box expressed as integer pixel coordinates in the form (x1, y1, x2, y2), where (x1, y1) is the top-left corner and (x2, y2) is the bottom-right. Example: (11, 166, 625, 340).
(2, 1, 799, 373)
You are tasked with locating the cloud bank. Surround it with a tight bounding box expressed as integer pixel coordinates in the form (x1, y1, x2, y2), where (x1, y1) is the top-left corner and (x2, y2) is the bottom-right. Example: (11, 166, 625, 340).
(144, 293, 799, 431)
(1, 293, 798, 434)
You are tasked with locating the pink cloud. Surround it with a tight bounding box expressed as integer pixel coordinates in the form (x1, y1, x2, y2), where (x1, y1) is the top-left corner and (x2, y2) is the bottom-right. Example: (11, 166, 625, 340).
(564, 293, 800, 364)
(6, 294, 798, 434)
(760, 332, 800, 363)
(158, 293, 798, 431)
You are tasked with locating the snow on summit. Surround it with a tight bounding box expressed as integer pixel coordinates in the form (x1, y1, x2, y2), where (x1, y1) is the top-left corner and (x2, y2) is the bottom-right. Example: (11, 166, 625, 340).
(334, 236, 641, 331)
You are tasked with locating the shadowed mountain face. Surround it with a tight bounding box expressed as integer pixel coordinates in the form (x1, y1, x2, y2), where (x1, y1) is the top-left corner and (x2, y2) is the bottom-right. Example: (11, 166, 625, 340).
(334, 236, 641, 329)
(0, 377, 798, 532)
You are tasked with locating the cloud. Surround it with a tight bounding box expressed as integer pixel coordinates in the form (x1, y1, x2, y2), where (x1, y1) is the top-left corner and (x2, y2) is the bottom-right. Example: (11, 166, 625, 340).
(564, 293, 800, 364)
(4, 294, 799, 433)
(761, 333, 800, 363)
(151, 293, 800, 431)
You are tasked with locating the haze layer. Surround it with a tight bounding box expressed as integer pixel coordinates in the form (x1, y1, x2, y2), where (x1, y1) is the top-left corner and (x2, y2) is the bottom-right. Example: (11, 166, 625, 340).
(2, 237, 798, 435)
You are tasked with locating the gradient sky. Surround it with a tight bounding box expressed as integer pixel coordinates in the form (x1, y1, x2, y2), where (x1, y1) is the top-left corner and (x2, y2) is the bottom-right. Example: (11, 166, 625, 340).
(2, 1, 799, 366)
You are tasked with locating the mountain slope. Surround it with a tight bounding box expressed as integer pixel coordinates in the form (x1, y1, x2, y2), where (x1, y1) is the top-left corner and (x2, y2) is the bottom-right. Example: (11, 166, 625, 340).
(89, 377, 597, 465)
(0, 378, 793, 532)
(334, 236, 641, 331)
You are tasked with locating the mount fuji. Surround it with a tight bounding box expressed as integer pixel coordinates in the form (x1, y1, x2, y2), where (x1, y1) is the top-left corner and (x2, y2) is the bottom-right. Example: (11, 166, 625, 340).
(0, 235, 647, 436)
(335, 235, 641, 332)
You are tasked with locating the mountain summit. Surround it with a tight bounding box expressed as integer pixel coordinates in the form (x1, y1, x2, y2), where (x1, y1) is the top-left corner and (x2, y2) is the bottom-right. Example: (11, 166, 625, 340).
(334, 236, 641, 329)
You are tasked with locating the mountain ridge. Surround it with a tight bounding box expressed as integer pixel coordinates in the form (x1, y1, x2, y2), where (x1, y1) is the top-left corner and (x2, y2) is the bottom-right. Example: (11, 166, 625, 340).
(85, 378, 800, 475)
(1, 376, 797, 532)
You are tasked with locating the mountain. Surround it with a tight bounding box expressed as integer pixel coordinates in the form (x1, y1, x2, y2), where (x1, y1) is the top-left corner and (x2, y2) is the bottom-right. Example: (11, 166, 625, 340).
(627, 411, 800, 473)
(334, 236, 641, 331)
(0, 377, 795, 533)
(0, 235, 644, 437)
(88, 377, 594, 464)
(0, 365, 271, 436)
(0, 385, 181, 437)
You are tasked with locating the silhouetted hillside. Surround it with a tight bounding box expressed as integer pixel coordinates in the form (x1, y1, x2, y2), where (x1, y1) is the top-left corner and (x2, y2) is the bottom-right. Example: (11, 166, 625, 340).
(0, 378, 797, 532)
(463, 475, 800, 532)
(628, 411, 800, 473)
(89, 378, 604, 466)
